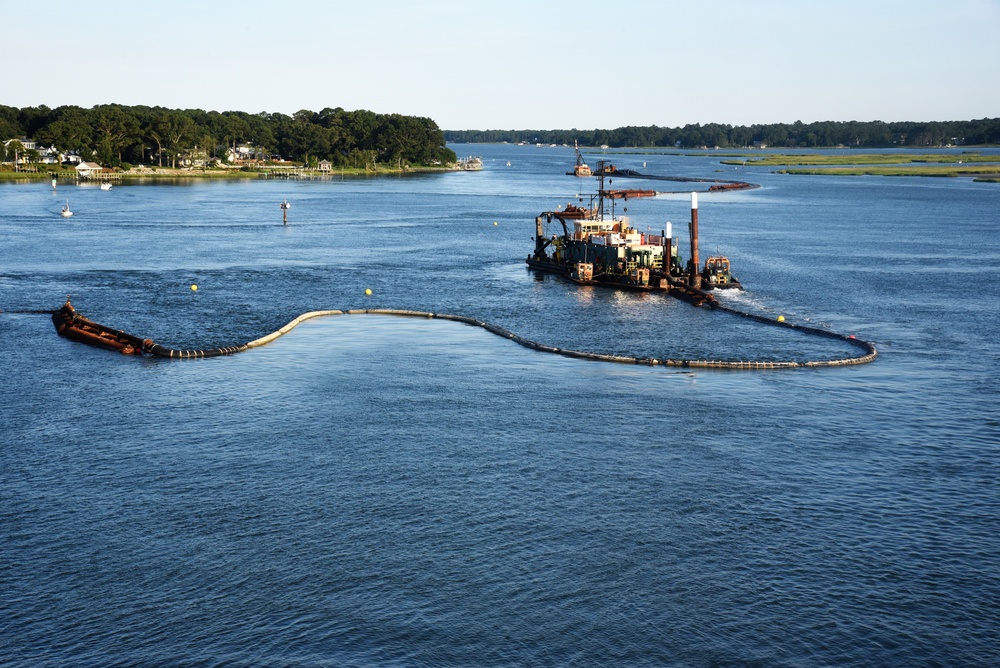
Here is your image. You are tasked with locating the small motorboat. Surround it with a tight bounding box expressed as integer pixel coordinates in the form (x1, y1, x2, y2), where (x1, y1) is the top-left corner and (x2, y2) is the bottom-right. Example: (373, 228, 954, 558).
(100, 182, 112, 191)
(61, 201, 73, 217)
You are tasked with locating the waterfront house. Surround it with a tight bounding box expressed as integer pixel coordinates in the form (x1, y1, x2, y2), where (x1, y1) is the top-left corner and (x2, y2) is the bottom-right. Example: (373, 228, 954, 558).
(3, 138, 36, 165)
(5, 138, 37, 151)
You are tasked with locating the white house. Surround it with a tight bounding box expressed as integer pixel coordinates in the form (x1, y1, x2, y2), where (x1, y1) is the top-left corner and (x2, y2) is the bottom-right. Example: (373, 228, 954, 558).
(226, 145, 264, 163)
(5, 138, 37, 151)
(36, 145, 61, 164)
(3, 138, 35, 164)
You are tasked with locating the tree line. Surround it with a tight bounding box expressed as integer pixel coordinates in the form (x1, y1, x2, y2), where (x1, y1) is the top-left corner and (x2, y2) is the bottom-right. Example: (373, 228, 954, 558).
(444, 118, 1000, 148)
(0, 104, 456, 168)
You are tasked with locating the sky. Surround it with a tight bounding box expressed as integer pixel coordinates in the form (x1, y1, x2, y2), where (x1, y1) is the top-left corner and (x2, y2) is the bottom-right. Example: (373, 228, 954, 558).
(3, 0, 998, 130)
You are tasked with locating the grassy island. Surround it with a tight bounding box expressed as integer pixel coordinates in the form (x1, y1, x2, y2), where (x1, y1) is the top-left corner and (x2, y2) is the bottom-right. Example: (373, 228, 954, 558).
(720, 152, 1000, 181)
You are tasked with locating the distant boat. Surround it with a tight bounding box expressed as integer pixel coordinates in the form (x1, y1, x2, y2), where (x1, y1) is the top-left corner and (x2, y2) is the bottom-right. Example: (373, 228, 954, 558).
(568, 140, 592, 177)
(100, 182, 112, 190)
(61, 201, 73, 217)
(455, 156, 483, 171)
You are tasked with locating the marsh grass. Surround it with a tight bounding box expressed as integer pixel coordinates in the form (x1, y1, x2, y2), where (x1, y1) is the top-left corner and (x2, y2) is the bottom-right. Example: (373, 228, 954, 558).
(721, 153, 998, 167)
(776, 165, 1000, 177)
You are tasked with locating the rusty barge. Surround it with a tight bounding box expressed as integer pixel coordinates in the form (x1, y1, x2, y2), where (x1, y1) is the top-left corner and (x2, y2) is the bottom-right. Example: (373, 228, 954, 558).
(52, 298, 248, 358)
(52, 299, 147, 355)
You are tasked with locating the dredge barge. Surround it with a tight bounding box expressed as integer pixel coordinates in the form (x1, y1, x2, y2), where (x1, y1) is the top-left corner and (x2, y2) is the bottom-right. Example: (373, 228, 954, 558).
(567, 140, 592, 177)
(528, 161, 741, 302)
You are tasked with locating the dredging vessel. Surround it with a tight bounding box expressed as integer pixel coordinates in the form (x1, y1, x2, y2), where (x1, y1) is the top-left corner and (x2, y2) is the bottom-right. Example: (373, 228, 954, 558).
(527, 161, 742, 300)
(567, 140, 592, 177)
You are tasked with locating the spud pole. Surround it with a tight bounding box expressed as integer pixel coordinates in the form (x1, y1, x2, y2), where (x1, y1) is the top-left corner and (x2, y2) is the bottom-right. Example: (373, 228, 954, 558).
(689, 192, 701, 289)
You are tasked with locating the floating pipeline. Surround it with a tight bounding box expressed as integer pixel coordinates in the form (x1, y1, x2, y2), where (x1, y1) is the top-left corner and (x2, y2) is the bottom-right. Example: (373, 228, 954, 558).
(592, 165, 758, 192)
(601, 189, 658, 199)
(708, 182, 753, 192)
(50, 298, 877, 370)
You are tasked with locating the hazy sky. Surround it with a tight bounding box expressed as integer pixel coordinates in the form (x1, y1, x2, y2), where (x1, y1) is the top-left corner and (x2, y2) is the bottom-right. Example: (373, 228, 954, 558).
(4, 0, 998, 130)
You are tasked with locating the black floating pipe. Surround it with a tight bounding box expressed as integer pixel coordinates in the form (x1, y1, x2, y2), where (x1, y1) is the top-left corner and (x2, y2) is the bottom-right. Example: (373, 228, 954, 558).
(52, 302, 877, 370)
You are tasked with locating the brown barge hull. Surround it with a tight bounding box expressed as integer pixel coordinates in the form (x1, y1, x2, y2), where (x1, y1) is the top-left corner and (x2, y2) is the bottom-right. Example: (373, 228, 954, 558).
(526, 256, 723, 304)
(51, 298, 247, 358)
(52, 299, 147, 355)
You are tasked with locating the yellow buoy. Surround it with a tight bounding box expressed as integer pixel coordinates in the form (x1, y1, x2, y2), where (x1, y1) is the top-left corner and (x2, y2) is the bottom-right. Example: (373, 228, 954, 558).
(493, 221, 498, 226)
(364, 288, 372, 296)
(777, 315, 785, 322)
(191, 284, 198, 291)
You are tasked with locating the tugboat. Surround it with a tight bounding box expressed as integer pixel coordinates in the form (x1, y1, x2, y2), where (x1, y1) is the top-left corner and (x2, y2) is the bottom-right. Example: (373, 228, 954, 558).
(528, 161, 741, 297)
(701, 256, 742, 290)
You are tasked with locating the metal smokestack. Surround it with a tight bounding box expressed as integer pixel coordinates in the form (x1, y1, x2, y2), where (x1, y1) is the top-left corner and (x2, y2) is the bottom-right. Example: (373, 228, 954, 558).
(689, 192, 701, 289)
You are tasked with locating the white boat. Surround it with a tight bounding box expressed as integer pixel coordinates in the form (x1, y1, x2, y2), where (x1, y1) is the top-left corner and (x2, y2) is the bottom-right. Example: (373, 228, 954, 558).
(100, 182, 112, 190)
(61, 201, 73, 217)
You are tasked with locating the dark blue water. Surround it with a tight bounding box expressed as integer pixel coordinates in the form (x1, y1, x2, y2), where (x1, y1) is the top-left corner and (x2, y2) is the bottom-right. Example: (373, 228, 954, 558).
(3, 145, 1000, 666)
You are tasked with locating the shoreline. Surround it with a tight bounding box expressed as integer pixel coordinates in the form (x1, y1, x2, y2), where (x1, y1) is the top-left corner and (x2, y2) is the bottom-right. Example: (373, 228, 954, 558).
(0, 165, 456, 182)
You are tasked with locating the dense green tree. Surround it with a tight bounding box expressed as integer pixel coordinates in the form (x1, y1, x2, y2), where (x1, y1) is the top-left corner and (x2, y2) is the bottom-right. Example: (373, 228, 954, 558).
(0, 105, 23, 142)
(35, 106, 93, 155)
(345, 109, 380, 151)
(445, 118, 1000, 148)
(0, 103, 450, 168)
(17, 105, 51, 139)
(280, 114, 329, 165)
(91, 104, 140, 165)
(159, 112, 196, 168)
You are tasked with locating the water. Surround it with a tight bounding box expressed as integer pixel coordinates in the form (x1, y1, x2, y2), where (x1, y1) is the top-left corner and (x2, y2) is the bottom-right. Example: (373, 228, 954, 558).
(2, 145, 1000, 666)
